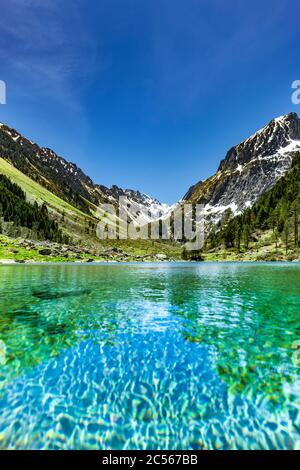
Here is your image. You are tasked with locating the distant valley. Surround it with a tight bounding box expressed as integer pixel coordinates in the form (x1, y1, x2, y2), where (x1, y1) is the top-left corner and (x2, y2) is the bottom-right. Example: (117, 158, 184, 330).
(0, 113, 299, 262)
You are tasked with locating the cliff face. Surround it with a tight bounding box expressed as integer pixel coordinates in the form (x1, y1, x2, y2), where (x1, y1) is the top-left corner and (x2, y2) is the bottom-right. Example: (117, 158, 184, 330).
(183, 113, 300, 223)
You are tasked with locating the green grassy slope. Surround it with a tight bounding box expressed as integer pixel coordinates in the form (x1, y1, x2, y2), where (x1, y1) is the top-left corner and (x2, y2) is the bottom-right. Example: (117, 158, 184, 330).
(0, 157, 125, 241)
(0, 157, 93, 221)
(0, 158, 182, 261)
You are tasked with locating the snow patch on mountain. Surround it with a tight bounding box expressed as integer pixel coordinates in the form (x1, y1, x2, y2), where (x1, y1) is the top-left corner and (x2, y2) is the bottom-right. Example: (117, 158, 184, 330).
(183, 112, 300, 226)
(99, 185, 174, 225)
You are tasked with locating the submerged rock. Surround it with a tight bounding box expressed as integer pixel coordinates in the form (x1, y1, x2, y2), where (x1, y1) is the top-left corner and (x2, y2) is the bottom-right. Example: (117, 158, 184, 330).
(32, 288, 92, 300)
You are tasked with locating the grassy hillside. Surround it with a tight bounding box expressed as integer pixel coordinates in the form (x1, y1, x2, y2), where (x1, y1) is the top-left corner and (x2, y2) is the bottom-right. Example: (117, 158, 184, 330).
(0, 173, 67, 243)
(0, 158, 182, 261)
(0, 158, 94, 228)
(0, 124, 102, 213)
(0, 157, 127, 242)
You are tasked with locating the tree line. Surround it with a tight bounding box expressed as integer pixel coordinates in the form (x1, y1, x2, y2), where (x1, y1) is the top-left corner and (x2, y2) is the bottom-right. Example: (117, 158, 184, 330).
(0, 174, 69, 243)
(206, 152, 300, 253)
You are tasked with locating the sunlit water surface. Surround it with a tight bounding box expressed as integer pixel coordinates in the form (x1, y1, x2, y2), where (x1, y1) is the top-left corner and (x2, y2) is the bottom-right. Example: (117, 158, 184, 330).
(0, 262, 299, 449)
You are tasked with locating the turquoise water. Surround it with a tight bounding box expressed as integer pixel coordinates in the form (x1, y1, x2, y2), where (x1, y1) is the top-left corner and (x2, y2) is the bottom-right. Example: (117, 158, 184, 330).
(0, 262, 299, 449)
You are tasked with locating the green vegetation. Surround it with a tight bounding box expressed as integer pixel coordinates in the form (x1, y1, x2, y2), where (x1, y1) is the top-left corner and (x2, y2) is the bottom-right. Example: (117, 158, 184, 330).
(0, 235, 182, 263)
(0, 158, 183, 262)
(204, 153, 300, 261)
(0, 174, 67, 243)
(2, 150, 299, 264)
(0, 130, 93, 213)
(181, 247, 203, 261)
(0, 157, 128, 244)
(0, 157, 95, 229)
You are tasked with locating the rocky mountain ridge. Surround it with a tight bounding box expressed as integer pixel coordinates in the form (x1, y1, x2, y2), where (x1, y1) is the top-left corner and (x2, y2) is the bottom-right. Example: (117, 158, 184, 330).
(1, 113, 300, 238)
(183, 112, 300, 225)
(0, 122, 170, 220)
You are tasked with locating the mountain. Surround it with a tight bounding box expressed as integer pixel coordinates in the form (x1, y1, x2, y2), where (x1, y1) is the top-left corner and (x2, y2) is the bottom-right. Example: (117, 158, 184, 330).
(0, 124, 180, 261)
(0, 122, 171, 228)
(0, 123, 103, 213)
(204, 152, 300, 261)
(98, 185, 172, 223)
(1, 112, 299, 252)
(183, 113, 300, 225)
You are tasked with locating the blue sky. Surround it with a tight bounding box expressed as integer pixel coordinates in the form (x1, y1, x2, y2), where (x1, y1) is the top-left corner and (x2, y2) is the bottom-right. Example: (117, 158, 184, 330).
(0, 0, 300, 203)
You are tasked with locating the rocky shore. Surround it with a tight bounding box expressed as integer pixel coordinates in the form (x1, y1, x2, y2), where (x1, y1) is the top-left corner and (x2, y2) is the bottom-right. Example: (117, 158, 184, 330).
(0, 237, 175, 263)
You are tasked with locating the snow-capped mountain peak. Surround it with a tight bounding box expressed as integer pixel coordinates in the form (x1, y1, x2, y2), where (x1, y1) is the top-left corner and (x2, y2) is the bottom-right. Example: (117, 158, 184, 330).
(98, 184, 173, 224)
(183, 112, 300, 225)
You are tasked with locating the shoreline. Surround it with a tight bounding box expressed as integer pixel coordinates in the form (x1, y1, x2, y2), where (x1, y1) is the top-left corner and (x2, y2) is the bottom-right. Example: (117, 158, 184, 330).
(1, 236, 299, 264)
(1, 259, 299, 265)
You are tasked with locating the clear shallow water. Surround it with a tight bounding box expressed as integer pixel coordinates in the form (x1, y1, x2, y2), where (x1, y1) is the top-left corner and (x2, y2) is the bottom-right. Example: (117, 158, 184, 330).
(0, 262, 299, 450)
